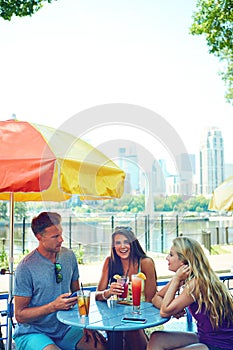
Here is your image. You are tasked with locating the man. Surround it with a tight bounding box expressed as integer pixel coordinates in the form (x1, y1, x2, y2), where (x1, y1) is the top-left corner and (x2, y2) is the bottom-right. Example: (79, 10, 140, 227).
(13, 212, 83, 350)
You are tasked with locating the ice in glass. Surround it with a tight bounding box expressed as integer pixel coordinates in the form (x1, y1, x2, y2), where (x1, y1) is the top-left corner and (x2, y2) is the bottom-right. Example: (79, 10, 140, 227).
(77, 290, 90, 317)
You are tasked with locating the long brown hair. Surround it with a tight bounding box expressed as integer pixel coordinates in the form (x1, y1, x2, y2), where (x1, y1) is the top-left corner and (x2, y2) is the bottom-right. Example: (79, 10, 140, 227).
(108, 226, 151, 282)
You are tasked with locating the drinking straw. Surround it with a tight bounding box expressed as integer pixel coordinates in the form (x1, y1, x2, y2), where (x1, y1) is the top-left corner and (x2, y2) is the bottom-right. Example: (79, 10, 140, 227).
(81, 282, 88, 315)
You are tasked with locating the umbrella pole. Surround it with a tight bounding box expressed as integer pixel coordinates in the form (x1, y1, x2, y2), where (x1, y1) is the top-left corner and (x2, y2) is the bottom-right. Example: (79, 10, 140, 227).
(6, 193, 14, 350)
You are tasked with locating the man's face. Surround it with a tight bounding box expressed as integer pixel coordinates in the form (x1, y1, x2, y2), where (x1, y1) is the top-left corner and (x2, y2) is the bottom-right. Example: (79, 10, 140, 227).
(38, 224, 64, 253)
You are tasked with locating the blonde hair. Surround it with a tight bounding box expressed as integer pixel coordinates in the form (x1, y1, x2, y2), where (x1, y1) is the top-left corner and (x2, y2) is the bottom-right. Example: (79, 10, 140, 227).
(173, 236, 233, 329)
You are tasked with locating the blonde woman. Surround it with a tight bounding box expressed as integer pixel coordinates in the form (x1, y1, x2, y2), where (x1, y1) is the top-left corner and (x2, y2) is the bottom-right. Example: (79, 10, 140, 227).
(148, 236, 233, 350)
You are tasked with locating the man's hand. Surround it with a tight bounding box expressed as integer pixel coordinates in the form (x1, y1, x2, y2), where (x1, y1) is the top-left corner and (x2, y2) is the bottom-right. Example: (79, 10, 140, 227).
(51, 293, 77, 312)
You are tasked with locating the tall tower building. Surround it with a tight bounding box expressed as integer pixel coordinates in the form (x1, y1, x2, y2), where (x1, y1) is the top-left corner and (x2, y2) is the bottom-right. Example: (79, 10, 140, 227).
(151, 159, 166, 195)
(118, 146, 140, 194)
(200, 127, 224, 196)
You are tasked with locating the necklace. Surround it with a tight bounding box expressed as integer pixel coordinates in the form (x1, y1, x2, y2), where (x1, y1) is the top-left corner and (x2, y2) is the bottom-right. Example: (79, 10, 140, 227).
(123, 261, 130, 278)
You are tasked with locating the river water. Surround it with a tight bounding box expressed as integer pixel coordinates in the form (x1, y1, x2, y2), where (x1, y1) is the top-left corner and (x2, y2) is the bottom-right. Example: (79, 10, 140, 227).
(0, 213, 233, 263)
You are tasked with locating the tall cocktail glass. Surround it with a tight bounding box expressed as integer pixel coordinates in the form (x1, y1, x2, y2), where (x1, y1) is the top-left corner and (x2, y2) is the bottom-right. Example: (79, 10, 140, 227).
(117, 276, 129, 300)
(77, 290, 90, 317)
(131, 274, 142, 314)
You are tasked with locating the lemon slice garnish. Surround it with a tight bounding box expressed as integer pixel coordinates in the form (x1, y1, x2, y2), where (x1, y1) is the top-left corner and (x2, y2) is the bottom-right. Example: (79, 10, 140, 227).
(113, 274, 121, 280)
(137, 272, 146, 280)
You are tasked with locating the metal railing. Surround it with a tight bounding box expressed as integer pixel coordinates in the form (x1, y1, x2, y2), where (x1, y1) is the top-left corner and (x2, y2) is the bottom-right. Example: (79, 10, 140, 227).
(1, 272, 232, 349)
(0, 293, 15, 349)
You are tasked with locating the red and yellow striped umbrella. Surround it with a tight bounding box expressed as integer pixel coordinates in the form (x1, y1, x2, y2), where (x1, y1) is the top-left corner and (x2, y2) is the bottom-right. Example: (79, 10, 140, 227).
(0, 118, 125, 349)
(0, 119, 125, 201)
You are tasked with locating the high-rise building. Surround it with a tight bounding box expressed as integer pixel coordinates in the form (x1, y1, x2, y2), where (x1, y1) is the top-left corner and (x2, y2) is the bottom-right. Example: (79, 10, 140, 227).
(176, 153, 196, 175)
(175, 153, 195, 196)
(151, 159, 166, 195)
(118, 146, 140, 194)
(224, 163, 233, 180)
(199, 127, 224, 196)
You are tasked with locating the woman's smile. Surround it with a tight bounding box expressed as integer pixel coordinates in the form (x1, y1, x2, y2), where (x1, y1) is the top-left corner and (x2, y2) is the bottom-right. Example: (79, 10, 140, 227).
(114, 233, 131, 258)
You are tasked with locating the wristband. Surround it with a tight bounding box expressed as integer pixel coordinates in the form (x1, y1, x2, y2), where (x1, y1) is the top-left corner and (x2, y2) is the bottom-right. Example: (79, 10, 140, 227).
(102, 290, 108, 300)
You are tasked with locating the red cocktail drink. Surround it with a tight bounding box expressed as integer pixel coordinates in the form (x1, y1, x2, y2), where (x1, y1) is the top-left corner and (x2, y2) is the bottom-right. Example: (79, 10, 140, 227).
(117, 276, 129, 300)
(132, 274, 142, 313)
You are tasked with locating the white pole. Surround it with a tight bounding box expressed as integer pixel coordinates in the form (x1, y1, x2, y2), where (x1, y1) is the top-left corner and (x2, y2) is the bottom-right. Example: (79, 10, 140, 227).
(6, 193, 14, 350)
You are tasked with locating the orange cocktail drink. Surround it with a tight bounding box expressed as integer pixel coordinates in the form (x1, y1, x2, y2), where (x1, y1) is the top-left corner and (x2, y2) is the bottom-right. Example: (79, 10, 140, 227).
(131, 274, 142, 313)
(77, 290, 90, 317)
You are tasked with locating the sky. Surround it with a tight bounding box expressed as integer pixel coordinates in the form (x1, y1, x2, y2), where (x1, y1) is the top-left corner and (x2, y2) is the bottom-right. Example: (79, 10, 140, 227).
(0, 0, 232, 172)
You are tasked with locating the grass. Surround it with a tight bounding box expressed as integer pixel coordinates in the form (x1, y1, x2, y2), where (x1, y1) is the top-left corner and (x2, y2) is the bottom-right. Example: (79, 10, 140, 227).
(210, 245, 232, 255)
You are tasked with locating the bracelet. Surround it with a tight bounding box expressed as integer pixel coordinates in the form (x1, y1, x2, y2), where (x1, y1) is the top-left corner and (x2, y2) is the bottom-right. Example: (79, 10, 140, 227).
(102, 290, 108, 300)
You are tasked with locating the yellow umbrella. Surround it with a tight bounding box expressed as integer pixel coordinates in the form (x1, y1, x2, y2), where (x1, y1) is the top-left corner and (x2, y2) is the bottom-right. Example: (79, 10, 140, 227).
(0, 120, 125, 201)
(0, 118, 125, 261)
(209, 175, 233, 211)
(0, 119, 125, 349)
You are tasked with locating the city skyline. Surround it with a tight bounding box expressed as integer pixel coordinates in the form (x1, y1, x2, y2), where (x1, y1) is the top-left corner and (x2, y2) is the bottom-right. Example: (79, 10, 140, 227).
(114, 125, 232, 197)
(84, 122, 231, 176)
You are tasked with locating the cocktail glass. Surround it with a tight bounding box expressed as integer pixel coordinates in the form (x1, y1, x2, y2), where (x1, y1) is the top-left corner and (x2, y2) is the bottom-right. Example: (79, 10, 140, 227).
(131, 274, 142, 314)
(77, 290, 90, 317)
(117, 276, 129, 300)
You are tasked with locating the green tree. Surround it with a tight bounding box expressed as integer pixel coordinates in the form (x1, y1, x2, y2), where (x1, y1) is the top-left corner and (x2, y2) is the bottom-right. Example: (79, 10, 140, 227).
(190, 0, 233, 103)
(0, 201, 27, 221)
(165, 195, 183, 211)
(154, 196, 166, 211)
(176, 195, 209, 212)
(14, 202, 28, 221)
(154, 195, 183, 212)
(0, 201, 7, 220)
(100, 194, 145, 213)
(0, 0, 55, 21)
(153, 195, 209, 213)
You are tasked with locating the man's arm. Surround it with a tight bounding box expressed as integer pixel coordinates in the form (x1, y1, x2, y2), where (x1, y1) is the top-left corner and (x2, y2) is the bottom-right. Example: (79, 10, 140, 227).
(71, 279, 80, 293)
(14, 293, 77, 324)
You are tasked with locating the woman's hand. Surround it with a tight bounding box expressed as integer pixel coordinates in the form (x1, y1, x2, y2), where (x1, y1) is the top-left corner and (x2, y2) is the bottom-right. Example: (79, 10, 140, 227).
(109, 282, 124, 296)
(172, 309, 186, 319)
(175, 265, 190, 282)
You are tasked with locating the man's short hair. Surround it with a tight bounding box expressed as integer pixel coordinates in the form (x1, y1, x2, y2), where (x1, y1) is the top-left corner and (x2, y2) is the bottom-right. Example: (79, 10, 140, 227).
(31, 212, 61, 235)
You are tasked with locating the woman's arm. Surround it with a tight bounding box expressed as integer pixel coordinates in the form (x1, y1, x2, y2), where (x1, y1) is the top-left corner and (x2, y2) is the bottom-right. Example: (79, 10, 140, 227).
(160, 265, 194, 318)
(141, 257, 157, 302)
(95, 257, 124, 301)
(95, 257, 111, 300)
(152, 281, 172, 308)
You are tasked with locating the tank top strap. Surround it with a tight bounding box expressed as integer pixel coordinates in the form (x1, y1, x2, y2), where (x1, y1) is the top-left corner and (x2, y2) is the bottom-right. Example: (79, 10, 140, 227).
(138, 257, 141, 273)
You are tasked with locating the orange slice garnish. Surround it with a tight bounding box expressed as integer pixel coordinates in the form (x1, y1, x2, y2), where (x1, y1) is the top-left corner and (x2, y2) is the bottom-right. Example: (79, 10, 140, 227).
(113, 274, 121, 280)
(137, 272, 146, 280)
